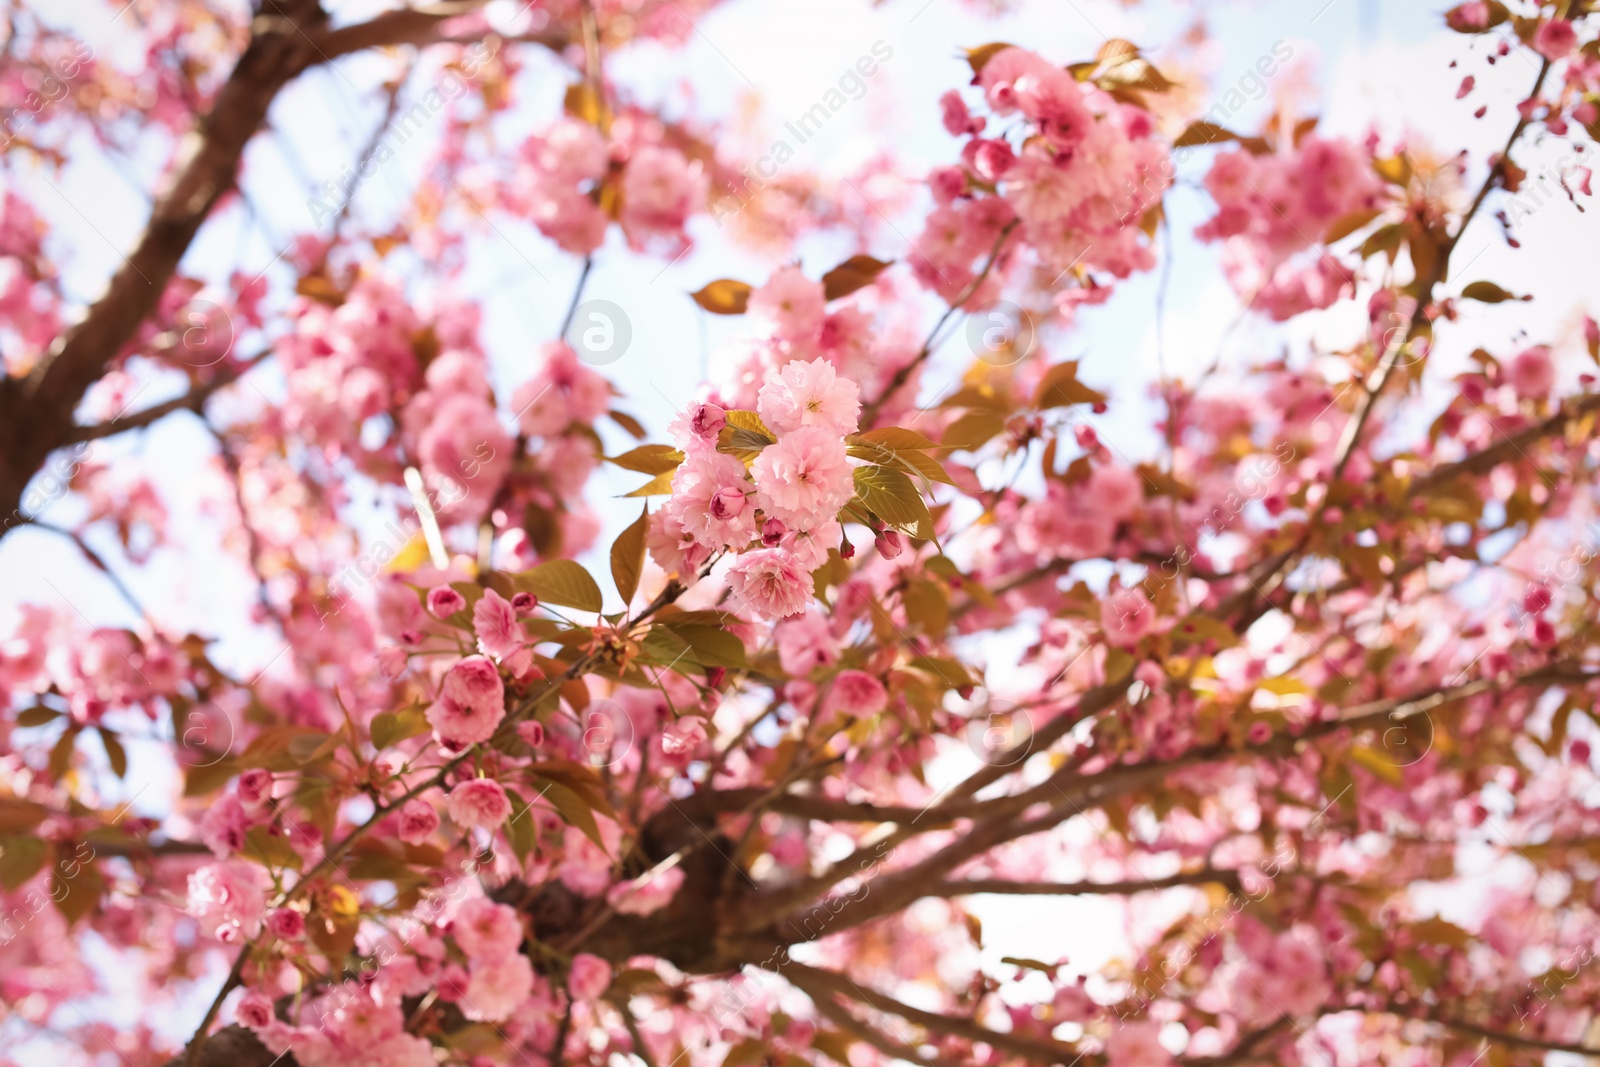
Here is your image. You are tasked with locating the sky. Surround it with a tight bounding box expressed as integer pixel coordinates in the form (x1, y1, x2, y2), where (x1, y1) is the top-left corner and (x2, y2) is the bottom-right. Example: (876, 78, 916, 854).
(6, 0, 1600, 1058)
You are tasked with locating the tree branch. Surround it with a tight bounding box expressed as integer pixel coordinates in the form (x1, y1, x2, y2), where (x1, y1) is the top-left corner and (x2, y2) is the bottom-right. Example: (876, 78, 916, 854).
(62, 351, 271, 445)
(927, 868, 1241, 898)
(780, 960, 1081, 1065)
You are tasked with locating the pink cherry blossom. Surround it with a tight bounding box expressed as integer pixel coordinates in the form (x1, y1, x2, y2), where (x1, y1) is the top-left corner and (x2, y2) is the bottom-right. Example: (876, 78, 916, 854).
(1507, 344, 1556, 398)
(568, 952, 613, 1000)
(669, 450, 759, 550)
(748, 267, 827, 341)
(757, 358, 861, 436)
(606, 866, 686, 915)
(1102, 588, 1156, 646)
(462, 952, 535, 1022)
(1105, 1022, 1173, 1067)
(451, 898, 523, 961)
(188, 860, 269, 940)
(441, 655, 506, 720)
(726, 548, 813, 620)
(751, 426, 855, 529)
(397, 800, 440, 844)
(777, 610, 840, 676)
(1535, 19, 1578, 60)
(472, 588, 522, 662)
(828, 669, 888, 716)
(265, 907, 306, 940)
(445, 778, 513, 829)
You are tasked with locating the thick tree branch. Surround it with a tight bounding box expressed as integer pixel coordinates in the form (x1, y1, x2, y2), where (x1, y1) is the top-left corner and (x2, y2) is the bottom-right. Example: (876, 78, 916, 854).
(0, 0, 571, 539)
(0, 1, 329, 528)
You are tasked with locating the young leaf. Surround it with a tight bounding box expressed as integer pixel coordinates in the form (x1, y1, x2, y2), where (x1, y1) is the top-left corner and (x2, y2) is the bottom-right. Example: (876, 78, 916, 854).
(964, 42, 1015, 74)
(1173, 120, 1239, 148)
(690, 279, 752, 314)
(606, 445, 685, 475)
(611, 505, 648, 607)
(1460, 280, 1526, 304)
(0, 836, 50, 891)
(53, 860, 105, 925)
(821, 255, 892, 301)
(370, 705, 428, 751)
(853, 466, 933, 534)
(14, 707, 60, 728)
(98, 728, 128, 778)
(511, 560, 604, 613)
(1034, 362, 1107, 409)
(941, 410, 1007, 451)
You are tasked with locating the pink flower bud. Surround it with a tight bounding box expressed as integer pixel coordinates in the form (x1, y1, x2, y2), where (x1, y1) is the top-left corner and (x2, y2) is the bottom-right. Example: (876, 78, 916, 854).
(427, 585, 467, 619)
(762, 517, 787, 546)
(875, 530, 903, 560)
(691, 402, 727, 439)
(517, 720, 545, 747)
(710, 486, 747, 520)
(511, 591, 539, 615)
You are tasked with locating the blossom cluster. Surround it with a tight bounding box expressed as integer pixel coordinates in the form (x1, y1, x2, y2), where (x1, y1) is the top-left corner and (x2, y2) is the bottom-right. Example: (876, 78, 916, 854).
(922, 46, 1174, 309)
(512, 111, 708, 256)
(1195, 134, 1389, 319)
(651, 356, 864, 619)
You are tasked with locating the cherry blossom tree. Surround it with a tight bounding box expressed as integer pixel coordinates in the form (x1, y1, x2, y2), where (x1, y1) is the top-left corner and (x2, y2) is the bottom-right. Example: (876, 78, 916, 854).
(4, 1, 1600, 1066)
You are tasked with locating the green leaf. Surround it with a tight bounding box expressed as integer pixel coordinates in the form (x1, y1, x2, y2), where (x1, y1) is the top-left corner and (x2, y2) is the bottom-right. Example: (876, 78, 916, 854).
(14, 707, 61, 728)
(608, 410, 648, 439)
(1359, 223, 1404, 262)
(1460, 280, 1526, 304)
(98, 728, 128, 778)
(540, 780, 607, 851)
(505, 788, 540, 862)
(852, 466, 933, 536)
(242, 827, 304, 872)
(1350, 745, 1405, 785)
(854, 426, 940, 450)
(371, 704, 429, 751)
(611, 505, 648, 607)
(964, 42, 1016, 74)
(607, 445, 685, 475)
(648, 622, 750, 670)
(0, 798, 49, 834)
(821, 255, 893, 301)
(1324, 207, 1383, 244)
(0, 836, 49, 891)
(941, 410, 1007, 451)
(510, 560, 604, 613)
(184, 758, 239, 796)
(1033, 362, 1107, 409)
(48, 726, 79, 779)
(1173, 120, 1239, 148)
(53, 860, 104, 925)
(690, 279, 752, 314)
(907, 655, 971, 689)
(847, 428, 956, 487)
(288, 730, 339, 765)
